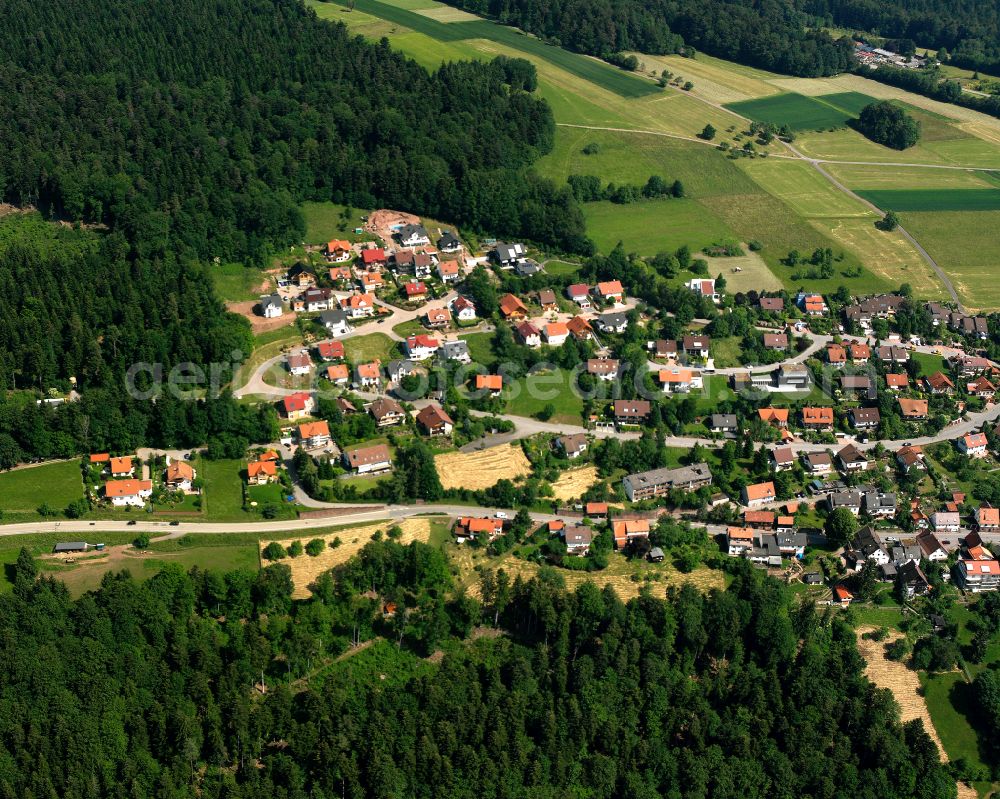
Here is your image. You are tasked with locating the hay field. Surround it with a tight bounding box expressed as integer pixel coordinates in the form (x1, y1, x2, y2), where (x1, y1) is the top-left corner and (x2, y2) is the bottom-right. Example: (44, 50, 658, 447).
(550, 466, 598, 501)
(698, 249, 783, 293)
(260, 518, 434, 598)
(855, 626, 947, 758)
(435, 445, 532, 491)
(414, 5, 480, 22)
(825, 163, 996, 191)
(739, 158, 870, 218)
(625, 52, 780, 104)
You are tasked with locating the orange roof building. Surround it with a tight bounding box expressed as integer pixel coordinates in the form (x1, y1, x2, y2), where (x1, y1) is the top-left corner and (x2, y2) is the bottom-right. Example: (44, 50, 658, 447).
(801, 407, 834, 427)
(758, 407, 789, 427)
(476, 374, 503, 392)
(110, 456, 134, 475)
(898, 398, 929, 419)
(499, 293, 528, 319)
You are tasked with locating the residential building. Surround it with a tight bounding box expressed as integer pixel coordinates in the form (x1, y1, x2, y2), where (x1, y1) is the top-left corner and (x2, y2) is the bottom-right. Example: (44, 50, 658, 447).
(885, 373, 909, 391)
(968, 376, 997, 398)
(438, 340, 471, 363)
(777, 363, 810, 390)
(727, 527, 756, 556)
(324, 239, 352, 262)
(595, 312, 628, 334)
(437, 259, 460, 283)
(682, 335, 710, 359)
(356, 361, 382, 388)
(613, 400, 651, 426)
(742, 481, 776, 508)
(247, 460, 278, 486)
(797, 292, 827, 316)
(828, 491, 862, 515)
(917, 533, 948, 561)
(450, 295, 477, 322)
(898, 398, 929, 419)
(367, 397, 406, 427)
(931, 511, 961, 533)
(164, 460, 196, 492)
(281, 391, 314, 420)
(425, 307, 451, 329)
(110, 456, 134, 478)
(898, 561, 930, 599)
(260, 293, 284, 318)
(360, 248, 386, 269)
(958, 558, 1000, 592)
(763, 333, 788, 350)
(544, 322, 569, 346)
(849, 407, 880, 429)
(896, 445, 925, 473)
(316, 340, 345, 361)
(325, 363, 350, 385)
(622, 463, 713, 501)
(612, 518, 650, 550)
(537, 289, 558, 312)
(804, 451, 833, 474)
(841, 375, 874, 396)
(403, 281, 428, 301)
(877, 345, 909, 364)
(416, 404, 454, 436)
(566, 284, 592, 309)
(320, 309, 352, 336)
(104, 479, 153, 508)
(566, 316, 594, 341)
(925, 372, 955, 395)
(586, 359, 619, 381)
(475, 374, 503, 397)
(287, 263, 317, 287)
(341, 292, 377, 318)
(516, 321, 541, 347)
(499, 293, 528, 320)
(759, 296, 785, 312)
(709, 414, 738, 434)
(405, 334, 440, 360)
(564, 525, 594, 555)
(491, 242, 527, 267)
(801, 406, 834, 430)
(687, 278, 719, 302)
(958, 432, 989, 458)
(758, 407, 789, 428)
(387, 359, 416, 384)
(863, 490, 896, 517)
(594, 280, 624, 304)
(286, 352, 312, 376)
(437, 231, 462, 253)
(977, 506, 1000, 533)
(398, 224, 429, 248)
(557, 433, 588, 459)
(343, 443, 392, 474)
(455, 516, 504, 540)
(297, 420, 331, 448)
(826, 343, 847, 367)
(771, 446, 795, 471)
(658, 367, 698, 394)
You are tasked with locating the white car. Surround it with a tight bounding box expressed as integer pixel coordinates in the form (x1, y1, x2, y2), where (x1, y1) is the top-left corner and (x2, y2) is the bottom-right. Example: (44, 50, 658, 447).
(494, 511, 508, 519)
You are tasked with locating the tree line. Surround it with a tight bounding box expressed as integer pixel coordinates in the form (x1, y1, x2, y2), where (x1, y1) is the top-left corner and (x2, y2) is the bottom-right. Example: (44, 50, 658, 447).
(0, 544, 958, 798)
(440, 0, 856, 76)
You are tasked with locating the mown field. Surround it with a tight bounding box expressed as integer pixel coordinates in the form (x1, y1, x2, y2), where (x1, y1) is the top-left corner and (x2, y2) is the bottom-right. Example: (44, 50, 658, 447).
(0, 461, 83, 516)
(727, 91, 876, 131)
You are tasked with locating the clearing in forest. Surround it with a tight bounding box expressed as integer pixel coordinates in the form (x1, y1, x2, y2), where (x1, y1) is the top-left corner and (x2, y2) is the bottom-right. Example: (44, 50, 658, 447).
(434, 445, 532, 491)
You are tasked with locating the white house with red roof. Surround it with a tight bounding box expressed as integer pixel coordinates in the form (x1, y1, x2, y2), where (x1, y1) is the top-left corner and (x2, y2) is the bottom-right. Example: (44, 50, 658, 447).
(958, 432, 989, 458)
(281, 391, 314, 420)
(405, 335, 440, 360)
(686, 278, 720, 303)
(104, 479, 154, 508)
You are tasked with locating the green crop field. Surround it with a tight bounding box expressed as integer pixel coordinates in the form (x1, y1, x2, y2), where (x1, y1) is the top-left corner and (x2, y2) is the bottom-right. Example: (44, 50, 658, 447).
(585, 198, 732, 256)
(0, 461, 83, 515)
(726, 91, 875, 131)
(856, 188, 1000, 212)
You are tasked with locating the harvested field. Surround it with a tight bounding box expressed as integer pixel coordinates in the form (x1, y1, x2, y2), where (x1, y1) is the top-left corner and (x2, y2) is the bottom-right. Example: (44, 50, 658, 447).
(698, 249, 783, 293)
(434, 445, 532, 491)
(550, 466, 598, 501)
(260, 518, 433, 598)
(855, 626, 948, 758)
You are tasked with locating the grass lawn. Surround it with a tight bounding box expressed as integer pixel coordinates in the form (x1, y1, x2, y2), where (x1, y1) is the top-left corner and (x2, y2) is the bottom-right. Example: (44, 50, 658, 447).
(301, 201, 373, 245)
(584, 198, 732, 256)
(709, 336, 744, 368)
(910, 351, 947, 377)
(0, 461, 84, 515)
(459, 331, 497, 367)
(505, 367, 584, 424)
(542, 259, 582, 277)
(344, 332, 400, 365)
(198, 459, 248, 521)
(921, 671, 992, 786)
(211, 262, 268, 302)
(392, 318, 426, 338)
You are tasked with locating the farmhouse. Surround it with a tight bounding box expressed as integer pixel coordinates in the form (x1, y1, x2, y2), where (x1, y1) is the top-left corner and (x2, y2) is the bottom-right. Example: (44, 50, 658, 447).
(343, 443, 392, 474)
(622, 463, 713, 501)
(104, 479, 153, 507)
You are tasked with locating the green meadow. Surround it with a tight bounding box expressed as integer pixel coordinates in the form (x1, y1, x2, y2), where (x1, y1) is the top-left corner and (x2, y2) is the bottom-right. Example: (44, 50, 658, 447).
(726, 91, 876, 131)
(856, 188, 1000, 212)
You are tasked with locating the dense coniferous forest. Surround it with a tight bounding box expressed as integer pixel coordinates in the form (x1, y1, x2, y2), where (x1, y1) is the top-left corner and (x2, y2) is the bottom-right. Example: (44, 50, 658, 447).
(0, 544, 957, 799)
(439, 0, 856, 76)
(805, 0, 1000, 70)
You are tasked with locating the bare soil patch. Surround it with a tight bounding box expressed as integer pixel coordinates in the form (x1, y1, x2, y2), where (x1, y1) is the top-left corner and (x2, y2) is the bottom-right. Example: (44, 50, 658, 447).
(550, 466, 598, 501)
(226, 300, 298, 334)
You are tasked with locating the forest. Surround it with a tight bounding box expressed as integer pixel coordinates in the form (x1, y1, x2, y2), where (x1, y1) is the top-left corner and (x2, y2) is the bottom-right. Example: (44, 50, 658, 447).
(0, 544, 959, 799)
(804, 0, 1000, 71)
(438, 0, 856, 76)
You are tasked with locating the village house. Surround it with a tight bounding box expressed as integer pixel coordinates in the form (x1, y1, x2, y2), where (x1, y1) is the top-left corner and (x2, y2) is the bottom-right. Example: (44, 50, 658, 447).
(594, 280, 624, 305)
(658, 367, 699, 394)
(759, 296, 785, 313)
(297, 420, 331, 449)
(110, 456, 135, 478)
(958, 558, 1000, 592)
(742, 481, 776, 508)
(536, 288, 559, 313)
(877, 345, 909, 364)
(771, 446, 795, 471)
(325, 363, 350, 385)
(403, 281, 427, 301)
(164, 460, 196, 492)
(499, 293, 528, 320)
(367, 396, 406, 427)
(686, 278, 719, 303)
(614, 399, 651, 426)
(286, 352, 313, 377)
(595, 312, 629, 334)
(758, 407, 789, 428)
(682, 334, 710, 359)
(917, 532, 949, 561)
(556, 433, 588, 459)
(405, 334, 440, 361)
(564, 525, 594, 555)
(566, 284, 592, 309)
(612, 518, 650, 550)
(958, 432, 989, 458)
(978, 506, 1000, 532)
(544, 322, 569, 346)
(566, 315, 594, 341)
(849, 407, 880, 429)
(804, 451, 834, 474)
(416, 404, 454, 436)
(763, 332, 788, 350)
(319, 309, 352, 337)
(826, 343, 847, 367)
(437, 231, 462, 254)
(801, 406, 834, 431)
(849, 342, 871, 362)
(397, 223, 429, 248)
(924, 372, 954, 395)
(777, 363, 811, 391)
(328, 265, 353, 284)
(896, 445, 925, 473)
(316, 340, 345, 361)
(359, 272, 384, 293)
(360, 247, 387, 269)
(491, 242, 527, 268)
(931, 511, 961, 533)
(247, 460, 278, 486)
(260, 293, 284, 318)
(475, 374, 503, 397)
(450, 296, 477, 322)
(438, 340, 471, 364)
(841, 375, 874, 397)
(516, 321, 541, 347)
(797, 292, 827, 316)
(341, 292, 377, 319)
(586, 502, 609, 519)
(437, 260, 460, 283)
(862, 489, 896, 517)
(829, 491, 863, 515)
(287, 263, 317, 288)
(302, 287, 335, 312)
(324, 239, 352, 263)
(425, 307, 451, 329)
(885, 373, 909, 391)
(727, 527, 756, 557)
(898, 398, 929, 419)
(622, 463, 713, 501)
(587, 359, 619, 381)
(455, 516, 504, 540)
(104, 479, 153, 508)
(343, 443, 392, 474)
(968, 376, 997, 399)
(387, 359, 415, 384)
(710, 414, 739, 434)
(281, 391, 314, 420)
(744, 510, 775, 529)
(356, 361, 381, 388)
